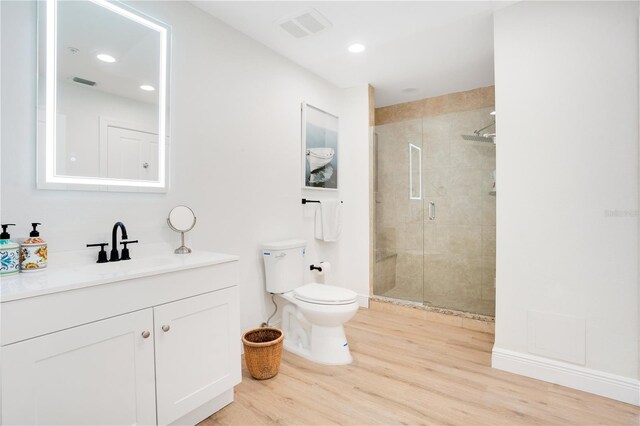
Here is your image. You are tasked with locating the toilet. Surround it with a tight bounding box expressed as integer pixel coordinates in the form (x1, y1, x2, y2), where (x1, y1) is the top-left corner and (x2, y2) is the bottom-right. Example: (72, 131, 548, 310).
(262, 240, 359, 365)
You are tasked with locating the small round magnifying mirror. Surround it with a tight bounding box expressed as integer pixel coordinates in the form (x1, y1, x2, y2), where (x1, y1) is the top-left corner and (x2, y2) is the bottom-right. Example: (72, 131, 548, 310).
(167, 206, 196, 254)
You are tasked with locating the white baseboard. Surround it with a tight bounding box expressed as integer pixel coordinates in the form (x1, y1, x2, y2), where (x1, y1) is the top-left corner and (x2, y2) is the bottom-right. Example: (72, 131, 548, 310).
(357, 294, 369, 308)
(492, 347, 640, 406)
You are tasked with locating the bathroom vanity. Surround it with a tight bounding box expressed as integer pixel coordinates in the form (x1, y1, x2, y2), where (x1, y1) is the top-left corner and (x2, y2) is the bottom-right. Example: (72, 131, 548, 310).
(0, 246, 241, 425)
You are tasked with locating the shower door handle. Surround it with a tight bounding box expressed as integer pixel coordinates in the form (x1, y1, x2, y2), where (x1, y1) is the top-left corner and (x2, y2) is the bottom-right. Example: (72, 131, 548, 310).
(428, 201, 435, 220)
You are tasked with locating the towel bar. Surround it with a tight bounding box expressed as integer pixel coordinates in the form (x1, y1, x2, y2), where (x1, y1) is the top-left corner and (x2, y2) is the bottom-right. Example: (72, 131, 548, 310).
(301, 198, 343, 204)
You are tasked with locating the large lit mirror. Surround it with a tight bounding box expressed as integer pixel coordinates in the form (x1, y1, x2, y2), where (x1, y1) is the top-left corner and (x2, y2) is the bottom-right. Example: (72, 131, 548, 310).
(37, 0, 170, 191)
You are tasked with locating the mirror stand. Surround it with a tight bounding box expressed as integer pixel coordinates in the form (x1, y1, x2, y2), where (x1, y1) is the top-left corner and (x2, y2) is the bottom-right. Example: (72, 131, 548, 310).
(167, 206, 197, 254)
(174, 227, 192, 254)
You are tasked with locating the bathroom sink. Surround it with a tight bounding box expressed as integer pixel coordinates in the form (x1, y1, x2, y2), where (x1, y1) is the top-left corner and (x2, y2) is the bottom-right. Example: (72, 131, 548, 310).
(92, 256, 171, 272)
(73, 256, 173, 279)
(0, 243, 239, 303)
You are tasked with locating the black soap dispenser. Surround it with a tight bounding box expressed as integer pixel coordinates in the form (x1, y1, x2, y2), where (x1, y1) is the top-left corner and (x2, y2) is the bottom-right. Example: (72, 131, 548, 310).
(20, 223, 47, 272)
(0, 224, 20, 276)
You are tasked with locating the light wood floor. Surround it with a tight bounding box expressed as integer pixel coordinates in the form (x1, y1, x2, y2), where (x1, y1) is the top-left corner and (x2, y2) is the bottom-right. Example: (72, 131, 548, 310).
(202, 309, 640, 425)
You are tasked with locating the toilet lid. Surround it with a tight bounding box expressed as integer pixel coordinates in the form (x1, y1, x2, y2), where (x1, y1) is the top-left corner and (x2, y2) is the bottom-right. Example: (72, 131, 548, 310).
(293, 283, 358, 305)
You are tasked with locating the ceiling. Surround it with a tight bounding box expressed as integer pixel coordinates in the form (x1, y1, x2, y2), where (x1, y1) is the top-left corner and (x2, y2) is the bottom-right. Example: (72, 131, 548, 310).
(193, 1, 513, 107)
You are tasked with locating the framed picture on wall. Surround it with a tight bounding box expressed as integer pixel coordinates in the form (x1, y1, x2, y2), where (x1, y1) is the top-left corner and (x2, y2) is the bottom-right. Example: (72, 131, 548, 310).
(302, 103, 339, 190)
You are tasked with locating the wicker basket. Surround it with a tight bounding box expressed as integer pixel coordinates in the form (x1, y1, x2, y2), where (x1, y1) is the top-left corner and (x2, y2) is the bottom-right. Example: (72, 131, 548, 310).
(242, 327, 284, 380)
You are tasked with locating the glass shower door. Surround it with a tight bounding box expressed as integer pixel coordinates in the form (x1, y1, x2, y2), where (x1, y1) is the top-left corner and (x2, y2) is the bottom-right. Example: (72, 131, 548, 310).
(422, 107, 496, 316)
(373, 119, 424, 303)
(372, 100, 496, 317)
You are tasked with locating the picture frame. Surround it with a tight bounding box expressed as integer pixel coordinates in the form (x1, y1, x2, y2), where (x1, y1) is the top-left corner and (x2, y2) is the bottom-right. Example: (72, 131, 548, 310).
(301, 103, 339, 191)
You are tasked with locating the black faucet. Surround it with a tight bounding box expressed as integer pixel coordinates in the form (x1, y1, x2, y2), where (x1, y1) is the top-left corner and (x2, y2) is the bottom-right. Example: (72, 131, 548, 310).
(110, 222, 128, 262)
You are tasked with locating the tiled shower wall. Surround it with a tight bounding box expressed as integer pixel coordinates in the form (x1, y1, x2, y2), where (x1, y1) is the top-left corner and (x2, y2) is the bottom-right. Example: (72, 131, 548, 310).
(373, 87, 496, 316)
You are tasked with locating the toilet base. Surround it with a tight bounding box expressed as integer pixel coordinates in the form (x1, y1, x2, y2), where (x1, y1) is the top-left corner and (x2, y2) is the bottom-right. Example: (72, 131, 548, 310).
(277, 292, 358, 365)
(284, 325, 353, 365)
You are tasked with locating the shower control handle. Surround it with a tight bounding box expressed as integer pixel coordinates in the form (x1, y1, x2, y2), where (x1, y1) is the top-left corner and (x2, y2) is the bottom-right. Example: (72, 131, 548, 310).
(428, 201, 435, 220)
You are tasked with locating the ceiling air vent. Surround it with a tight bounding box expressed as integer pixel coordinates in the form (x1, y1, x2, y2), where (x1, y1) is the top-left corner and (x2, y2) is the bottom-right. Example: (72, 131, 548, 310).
(277, 9, 332, 39)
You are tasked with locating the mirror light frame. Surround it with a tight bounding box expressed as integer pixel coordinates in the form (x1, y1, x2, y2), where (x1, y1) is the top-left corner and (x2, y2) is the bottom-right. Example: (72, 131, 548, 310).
(39, 0, 170, 190)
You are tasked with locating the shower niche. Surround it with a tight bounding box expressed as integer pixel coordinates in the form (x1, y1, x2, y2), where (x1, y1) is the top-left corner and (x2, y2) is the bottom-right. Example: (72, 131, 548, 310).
(372, 87, 496, 317)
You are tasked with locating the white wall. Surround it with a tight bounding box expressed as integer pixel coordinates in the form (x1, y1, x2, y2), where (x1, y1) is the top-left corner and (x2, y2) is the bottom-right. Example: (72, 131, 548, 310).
(493, 1, 639, 405)
(0, 1, 370, 331)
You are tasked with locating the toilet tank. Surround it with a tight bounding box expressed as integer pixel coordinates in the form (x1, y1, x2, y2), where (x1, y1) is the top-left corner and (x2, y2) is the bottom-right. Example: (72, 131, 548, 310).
(262, 240, 306, 294)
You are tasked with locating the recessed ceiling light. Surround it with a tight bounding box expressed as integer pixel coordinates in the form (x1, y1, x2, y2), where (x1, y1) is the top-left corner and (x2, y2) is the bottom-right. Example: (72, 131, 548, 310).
(140, 85, 155, 91)
(96, 53, 116, 63)
(490, 111, 496, 115)
(348, 43, 366, 53)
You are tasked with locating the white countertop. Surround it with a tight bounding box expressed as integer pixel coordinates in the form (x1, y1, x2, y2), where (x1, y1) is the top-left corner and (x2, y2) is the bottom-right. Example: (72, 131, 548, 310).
(0, 243, 239, 303)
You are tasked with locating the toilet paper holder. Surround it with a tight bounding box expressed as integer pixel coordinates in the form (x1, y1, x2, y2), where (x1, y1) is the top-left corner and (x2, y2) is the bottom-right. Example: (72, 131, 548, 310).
(310, 262, 331, 274)
(310, 264, 323, 272)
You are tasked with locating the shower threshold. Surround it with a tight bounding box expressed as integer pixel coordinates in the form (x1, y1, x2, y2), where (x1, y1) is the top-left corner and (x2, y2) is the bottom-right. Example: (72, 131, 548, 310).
(370, 295, 495, 333)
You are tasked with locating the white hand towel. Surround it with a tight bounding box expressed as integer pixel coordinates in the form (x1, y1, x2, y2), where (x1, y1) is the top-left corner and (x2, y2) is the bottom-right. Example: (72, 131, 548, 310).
(315, 200, 342, 242)
(314, 206, 323, 240)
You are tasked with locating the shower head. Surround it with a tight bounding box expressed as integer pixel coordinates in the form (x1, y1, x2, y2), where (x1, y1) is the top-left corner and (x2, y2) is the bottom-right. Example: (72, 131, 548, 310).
(462, 121, 496, 144)
(462, 133, 496, 144)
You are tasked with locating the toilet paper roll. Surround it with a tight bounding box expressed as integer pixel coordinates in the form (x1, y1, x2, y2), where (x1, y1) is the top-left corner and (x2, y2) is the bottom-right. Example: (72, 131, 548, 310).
(318, 261, 331, 275)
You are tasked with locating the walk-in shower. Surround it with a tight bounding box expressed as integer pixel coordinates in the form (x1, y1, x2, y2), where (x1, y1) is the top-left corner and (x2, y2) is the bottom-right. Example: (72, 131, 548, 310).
(372, 92, 496, 317)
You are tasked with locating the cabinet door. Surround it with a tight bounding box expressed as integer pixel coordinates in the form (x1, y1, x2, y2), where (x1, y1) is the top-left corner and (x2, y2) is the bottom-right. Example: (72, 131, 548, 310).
(154, 287, 241, 425)
(2, 309, 156, 426)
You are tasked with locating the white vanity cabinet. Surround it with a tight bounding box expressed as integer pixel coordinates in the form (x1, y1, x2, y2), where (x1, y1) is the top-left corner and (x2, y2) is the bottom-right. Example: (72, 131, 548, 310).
(1, 250, 241, 426)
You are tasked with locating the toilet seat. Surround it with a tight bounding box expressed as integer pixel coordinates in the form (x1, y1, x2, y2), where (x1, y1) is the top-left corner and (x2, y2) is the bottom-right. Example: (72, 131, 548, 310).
(293, 283, 358, 305)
